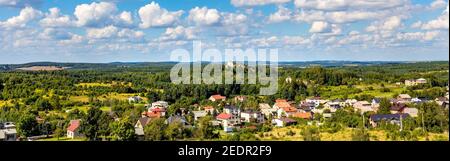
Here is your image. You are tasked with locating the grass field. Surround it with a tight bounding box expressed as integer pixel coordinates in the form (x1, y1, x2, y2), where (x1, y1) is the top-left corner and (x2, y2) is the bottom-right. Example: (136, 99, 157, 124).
(36, 137, 86, 141)
(320, 83, 406, 99)
(76, 82, 133, 88)
(76, 83, 112, 87)
(257, 125, 449, 141)
(69, 93, 148, 103)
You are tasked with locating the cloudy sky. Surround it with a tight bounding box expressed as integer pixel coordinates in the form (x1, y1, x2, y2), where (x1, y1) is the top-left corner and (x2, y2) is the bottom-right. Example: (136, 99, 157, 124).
(0, 0, 448, 64)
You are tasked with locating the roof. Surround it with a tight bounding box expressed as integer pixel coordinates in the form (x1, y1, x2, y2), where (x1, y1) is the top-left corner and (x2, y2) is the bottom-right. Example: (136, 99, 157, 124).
(278, 118, 297, 123)
(403, 108, 418, 114)
(398, 94, 412, 99)
(259, 103, 271, 109)
(210, 94, 226, 100)
(166, 115, 187, 124)
(145, 112, 162, 118)
(292, 112, 312, 119)
(276, 99, 288, 103)
(390, 103, 407, 111)
(151, 108, 166, 112)
(275, 101, 292, 108)
(282, 106, 298, 113)
(224, 105, 238, 110)
(436, 97, 449, 102)
(67, 120, 80, 132)
(192, 111, 207, 117)
(138, 117, 151, 127)
(204, 106, 214, 110)
(216, 113, 232, 120)
(370, 114, 410, 122)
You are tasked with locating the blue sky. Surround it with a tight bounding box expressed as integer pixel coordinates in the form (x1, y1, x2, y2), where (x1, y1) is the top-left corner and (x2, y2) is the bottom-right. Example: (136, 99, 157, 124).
(0, 0, 448, 64)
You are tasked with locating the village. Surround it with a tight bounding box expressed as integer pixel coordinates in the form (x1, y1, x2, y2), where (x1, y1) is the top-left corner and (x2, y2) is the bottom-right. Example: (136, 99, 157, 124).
(2, 77, 447, 141)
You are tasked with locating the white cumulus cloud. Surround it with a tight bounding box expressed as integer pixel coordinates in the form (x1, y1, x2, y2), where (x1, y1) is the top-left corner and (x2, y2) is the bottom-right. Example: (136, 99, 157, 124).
(74, 2, 117, 27)
(421, 6, 449, 30)
(268, 6, 292, 23)
(40, 8, 74, 28)
(188, 7, 221, 26)
(138, 1, 183, 28)
(0, 6, 42, 29)
(309, 21, 331, 33)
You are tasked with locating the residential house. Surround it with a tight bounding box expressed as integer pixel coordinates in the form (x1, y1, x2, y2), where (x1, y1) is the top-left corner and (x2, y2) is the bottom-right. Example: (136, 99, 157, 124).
(353, 101, 376, 113)
(369, 114, 410, 127)
(216, 113, 239, 132)
(435, 97, 449, 109)
(67, 120, 82, 139)
(234, 96, 247, 103)
(166, 115, 188, 126)
(344, 99, 358, 107)
(134, 117, 151, 139)
(272, 118, 297, 127)
(372, 98, 381, 110)
(397, 94, 412, 103)
(411, 97, 426, 104)
(240, 110, 264, 123)
(128, 96, 143, 103)
(0, 122, 17, 141)
(150, 101, 169, 109)
(148, 107, 166, 117)
(223, 105, 240, 116)
(142, 109, 165, 118)
(203, 106, 215, 115)
(209, 94, 226, 102)
(324, 100, 341, 112)
(192, 111, 208, 121)
(306, 97, 327, 108)
(259, 103, 277, 119)
(390, 103, 407, 114)
(298, 102, 315, 112)
(273, 99, 289, 110)
(403, 108, 418, 117)
(277, 106, 298, 118)
(292, 112, 313, 120)
(405, 78, 427, 86)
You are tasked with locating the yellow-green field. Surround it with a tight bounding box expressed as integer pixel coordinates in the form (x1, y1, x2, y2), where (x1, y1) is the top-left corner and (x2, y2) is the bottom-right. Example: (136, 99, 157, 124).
(257, 126, 449, 141)
(320, 83, 405, 99)
(76, 83, 112, 87)
(68, 106, 111, 113)
(69, 93, 147, 103)
(36, 137, 86, 141)
(75, 82, 133, 88)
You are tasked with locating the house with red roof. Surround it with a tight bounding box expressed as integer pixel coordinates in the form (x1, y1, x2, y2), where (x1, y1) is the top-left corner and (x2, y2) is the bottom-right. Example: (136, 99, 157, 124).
(203, 106, 215, 114)
(67, 119, 82, 139)
(209, 94, 226, 102)
(272, 118, 297, 127)
(216, 113, 240, 132)
(292, 112, 313, 120)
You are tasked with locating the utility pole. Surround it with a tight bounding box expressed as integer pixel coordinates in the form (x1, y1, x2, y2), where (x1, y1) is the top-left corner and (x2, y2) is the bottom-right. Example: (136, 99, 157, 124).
(422, 111, 425, 133)
(362, 113, 365, 129)
(400, 114, 403, 132)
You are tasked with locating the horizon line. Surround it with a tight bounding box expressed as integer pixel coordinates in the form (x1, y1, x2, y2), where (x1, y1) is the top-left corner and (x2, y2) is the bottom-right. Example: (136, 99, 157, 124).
(1, 60, 449, 65)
